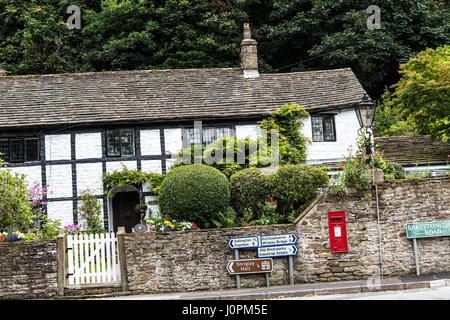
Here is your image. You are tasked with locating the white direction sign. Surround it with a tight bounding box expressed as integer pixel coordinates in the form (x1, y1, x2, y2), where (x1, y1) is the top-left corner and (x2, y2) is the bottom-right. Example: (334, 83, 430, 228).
(259, 233, 297, 247)
(257, 244, 298, 258)
(228, 236, 259, 249)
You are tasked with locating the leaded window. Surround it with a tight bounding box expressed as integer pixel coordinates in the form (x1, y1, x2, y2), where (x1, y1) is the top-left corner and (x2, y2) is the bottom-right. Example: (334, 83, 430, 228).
(106, 129, 135, 157)
(184, 127, 233, 147)
(0, 138, 40, 163)
(311, 115, 336, 142)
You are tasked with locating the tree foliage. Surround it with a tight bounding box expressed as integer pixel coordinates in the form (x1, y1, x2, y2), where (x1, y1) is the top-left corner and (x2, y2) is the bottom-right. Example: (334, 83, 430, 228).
(390, 45, 450, 141)
(0, 0, 448, 102)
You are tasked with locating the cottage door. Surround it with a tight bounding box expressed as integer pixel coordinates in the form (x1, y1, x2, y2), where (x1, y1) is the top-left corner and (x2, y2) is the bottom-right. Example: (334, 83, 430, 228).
(112, 191, 140, 233)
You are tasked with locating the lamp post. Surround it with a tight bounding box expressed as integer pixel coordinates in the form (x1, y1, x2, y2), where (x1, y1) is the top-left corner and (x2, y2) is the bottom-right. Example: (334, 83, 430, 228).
(356, 92, 383, 281)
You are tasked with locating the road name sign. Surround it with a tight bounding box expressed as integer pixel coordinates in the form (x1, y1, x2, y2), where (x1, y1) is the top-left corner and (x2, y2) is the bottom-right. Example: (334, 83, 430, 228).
(406, 220, 450, 239)
(227, 258, 273, 275)
(259, 233, 297, 247)
(257, 244, 298, 258)
(228, 236, 259, 249)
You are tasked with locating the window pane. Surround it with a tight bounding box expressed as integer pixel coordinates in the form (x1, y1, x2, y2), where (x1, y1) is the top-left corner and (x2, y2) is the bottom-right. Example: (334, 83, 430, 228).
(0, 139, 8, 161)
(188, 128, 201, 145)
(10, 139, 24, 162)
(324, 117, 335, 141)
(311, 117, 324, 142)
(202, 128, 217, 146)
(217, 127, 232, 138)
(106, 130, 120, 156)
(120, 129, 135, 156)
(25, 138, 40, 161)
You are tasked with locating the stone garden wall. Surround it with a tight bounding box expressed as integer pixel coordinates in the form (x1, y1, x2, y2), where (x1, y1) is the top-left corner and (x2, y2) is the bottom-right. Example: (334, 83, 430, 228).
(295, 176, 450, 282)
(123, 176, 450, 294)
(0, 240, 58, 299)
(1, 176, 449, 298)
(123, 224, 296, 294)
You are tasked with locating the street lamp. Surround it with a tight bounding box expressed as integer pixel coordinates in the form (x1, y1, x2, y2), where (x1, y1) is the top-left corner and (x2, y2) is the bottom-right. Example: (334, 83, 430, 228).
(356, 92, 376, 129)
(356, 92, 376, 155)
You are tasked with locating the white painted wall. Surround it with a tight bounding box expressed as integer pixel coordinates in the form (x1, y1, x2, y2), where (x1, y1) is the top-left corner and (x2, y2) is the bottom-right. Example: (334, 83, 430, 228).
(76, 162, 103, 196)
(302, 108, 360, 163)
(46, 164, 73, 198)
(236, 124, 259, 140)
(140, 129, 161, 155)
(76, 133, 102, 159)
(164, 128, 182, 157)
(45, 134, 71, 161)
(47, 201, 74, 227)
(105, 160, 137, 173)
(9, 166, 42, 188)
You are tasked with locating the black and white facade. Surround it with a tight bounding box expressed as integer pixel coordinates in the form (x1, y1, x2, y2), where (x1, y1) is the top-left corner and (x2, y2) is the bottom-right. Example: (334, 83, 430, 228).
(0, 24, 368, 232)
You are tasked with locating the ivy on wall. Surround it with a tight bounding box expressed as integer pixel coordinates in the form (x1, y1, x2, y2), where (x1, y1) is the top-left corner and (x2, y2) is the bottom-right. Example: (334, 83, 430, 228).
(102, 165, 164, 196)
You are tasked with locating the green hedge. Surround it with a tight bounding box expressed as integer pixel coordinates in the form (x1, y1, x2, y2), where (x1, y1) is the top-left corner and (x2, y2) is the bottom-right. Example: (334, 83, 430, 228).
(271, 165, 329, 219)
(230, 167, 273, 220)
(158, 164, 230, 228)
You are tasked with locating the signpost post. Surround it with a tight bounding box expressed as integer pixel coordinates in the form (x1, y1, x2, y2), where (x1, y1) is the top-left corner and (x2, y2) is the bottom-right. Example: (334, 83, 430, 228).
(406, 220, 450, 276)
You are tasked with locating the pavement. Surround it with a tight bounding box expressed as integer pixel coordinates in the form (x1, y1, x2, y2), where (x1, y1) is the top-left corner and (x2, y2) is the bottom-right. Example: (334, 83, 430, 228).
(74, 272, 450, 300)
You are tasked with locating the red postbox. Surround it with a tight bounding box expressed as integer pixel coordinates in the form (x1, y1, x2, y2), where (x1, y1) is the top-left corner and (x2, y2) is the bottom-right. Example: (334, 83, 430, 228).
(328, 211, 348, 253)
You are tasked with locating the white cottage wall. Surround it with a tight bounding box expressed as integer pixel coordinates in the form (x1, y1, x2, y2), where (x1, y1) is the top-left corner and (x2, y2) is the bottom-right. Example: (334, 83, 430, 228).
(46, 201, 74, 226)
(140, 129, 161, 155)
(9, 166, 42, 188)
(46, 164, 73, 199)
(302, 108, 360, 164)
(76, 162, 103, 196)
(75, 132, 102, 159)
(45, 134, 71, 161)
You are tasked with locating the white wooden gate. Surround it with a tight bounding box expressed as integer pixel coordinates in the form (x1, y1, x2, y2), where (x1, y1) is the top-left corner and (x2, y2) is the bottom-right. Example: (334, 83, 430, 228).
(66, 233, 121, 286)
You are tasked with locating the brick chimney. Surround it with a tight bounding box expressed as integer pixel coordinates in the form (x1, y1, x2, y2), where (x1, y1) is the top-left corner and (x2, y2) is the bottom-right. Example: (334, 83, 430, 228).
(240, 23, 259, 78)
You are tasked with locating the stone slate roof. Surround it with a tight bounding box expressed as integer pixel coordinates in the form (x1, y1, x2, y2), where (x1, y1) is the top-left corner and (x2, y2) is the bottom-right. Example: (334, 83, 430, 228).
(375, 136, 450, 166)
(0, 67, 365, 130)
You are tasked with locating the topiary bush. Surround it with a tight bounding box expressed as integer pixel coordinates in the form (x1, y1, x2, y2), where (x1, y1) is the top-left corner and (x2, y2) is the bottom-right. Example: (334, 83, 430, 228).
(230, 167, 274, 221)
(158, 164, 230, 229)
(271, 165, 329, 221)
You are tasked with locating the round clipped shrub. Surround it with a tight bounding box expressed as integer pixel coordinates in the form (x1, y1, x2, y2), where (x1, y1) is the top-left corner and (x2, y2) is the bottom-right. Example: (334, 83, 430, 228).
(271, 165, 329, 217)
(230, 167, 274, 219)
(158, 164, 230, 229)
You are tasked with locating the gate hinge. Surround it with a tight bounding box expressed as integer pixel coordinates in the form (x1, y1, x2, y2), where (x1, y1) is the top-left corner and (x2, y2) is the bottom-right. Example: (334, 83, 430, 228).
(65, 248, 73, 252)
(66, 273, 74, 278)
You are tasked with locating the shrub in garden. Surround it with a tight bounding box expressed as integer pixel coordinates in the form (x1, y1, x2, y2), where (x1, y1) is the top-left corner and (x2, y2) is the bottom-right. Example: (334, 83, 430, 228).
(0, 159, 62, 241)
(271, 165, 329, 221)
(77, 190, 104, 233)
(158, 164, 230, 229)
(0, 159, 35, 232)
(230, 167, 273, 220)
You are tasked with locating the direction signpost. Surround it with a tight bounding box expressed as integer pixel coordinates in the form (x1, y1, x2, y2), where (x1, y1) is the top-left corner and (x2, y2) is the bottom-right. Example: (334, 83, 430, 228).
(227, 236, 259, 249)
(259, 233, 297, 247)
(406, 220, 450, 276)
(227, 233, 299, 288)
(227, 258, 273, 275)
(257, 244, 298, 258)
